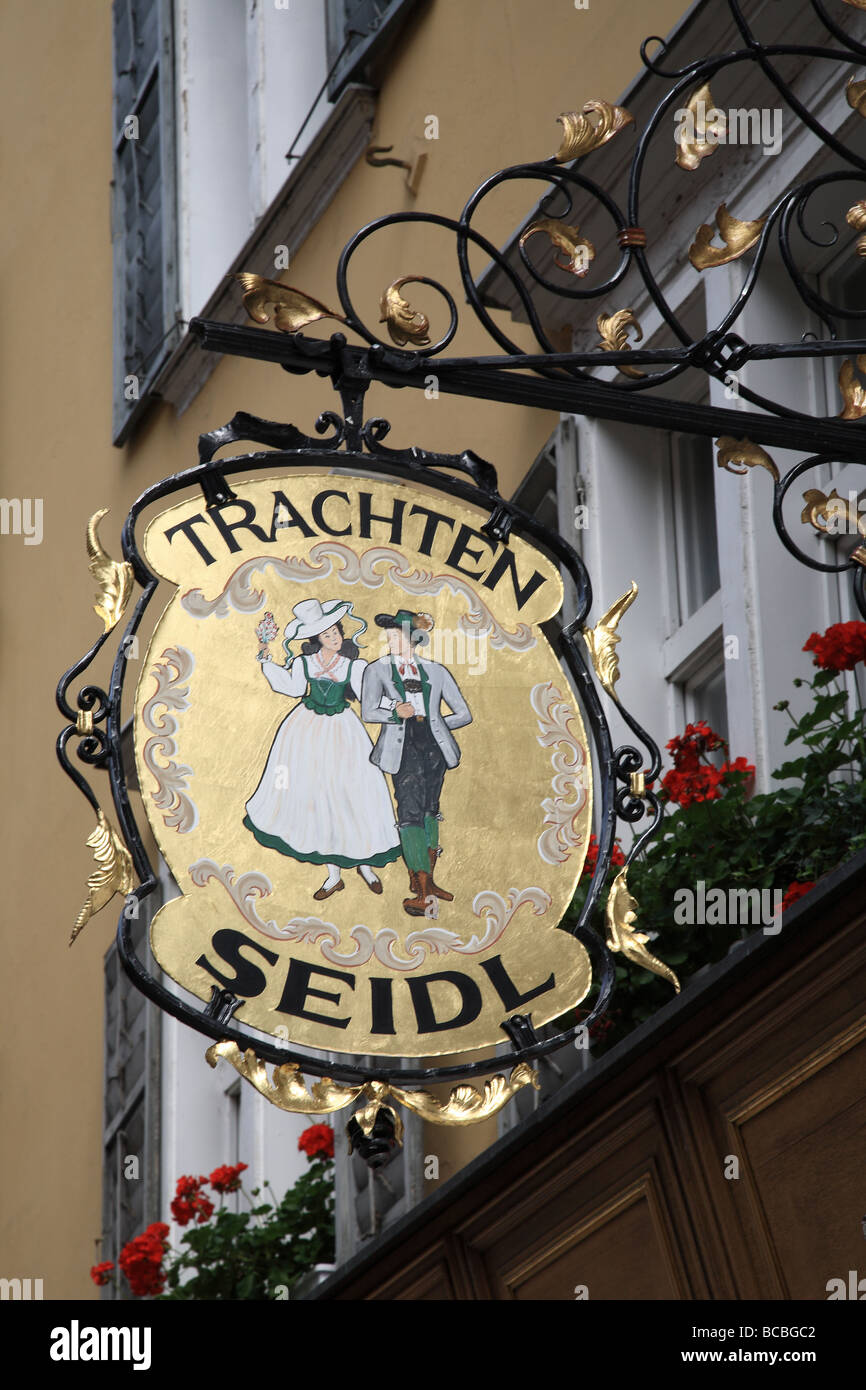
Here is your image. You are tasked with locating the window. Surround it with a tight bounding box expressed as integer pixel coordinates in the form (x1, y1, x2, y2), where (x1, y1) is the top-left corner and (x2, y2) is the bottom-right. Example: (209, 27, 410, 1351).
(683, 652, 729, 753)
(511, 419, 583, 624)
(511, 442, 559, 536)
(325, 0, 421, 97)
(668, 431, 721, 625)
(101, 905, 161, 1298)
(111, 0, 179, 445)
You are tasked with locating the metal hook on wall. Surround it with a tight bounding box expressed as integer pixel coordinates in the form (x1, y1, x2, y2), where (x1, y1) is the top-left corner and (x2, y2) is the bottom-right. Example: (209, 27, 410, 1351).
(365, 143, 427, 195)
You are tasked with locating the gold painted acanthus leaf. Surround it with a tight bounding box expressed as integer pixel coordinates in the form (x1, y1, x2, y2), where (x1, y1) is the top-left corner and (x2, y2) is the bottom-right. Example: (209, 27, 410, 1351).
(605, 870, 680, 992)
(801, 487, 866, 538)
(390, 1064, 539, 1124)
(71, 810, 134, 946)
(689, 203, 766, 270)
(348, 1085, 405, 1147)
(379, 276, 432, 347)
(716, 437, 780, 482)
(554, 101, 634, 162)
(582, 581, 638, 697)
(520, 218, 596, 278)
(206, 1041, 363, 1112)
(205, 1043, 539, 1128)
(86, 509, 134, 634)
(847, 77, 866, 116)
(236, 273, 346, 333)
(595, 308, 645, 377)
(837, 356, 866, 418)
(676, 82, 724, 171)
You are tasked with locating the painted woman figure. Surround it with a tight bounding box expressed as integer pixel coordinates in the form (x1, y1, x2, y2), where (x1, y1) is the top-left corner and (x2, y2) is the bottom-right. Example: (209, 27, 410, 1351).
(244, 597, 401, 899)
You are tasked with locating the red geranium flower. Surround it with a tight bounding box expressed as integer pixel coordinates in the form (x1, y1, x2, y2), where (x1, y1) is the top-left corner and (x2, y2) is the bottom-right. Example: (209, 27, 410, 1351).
(170, 1174, 214, 1227)
(780, 879, 816, 912)
(118, 1223, 169, 1298)
(659, 722, 754, 808)
(803, 621, 866, 671)
(580, 833, 626, 879)
(662, 761, 725, 807)
(90, 1261, 114, 1287)
(209, 1162, 248, 1194)
(298, 1124, 334, 1160)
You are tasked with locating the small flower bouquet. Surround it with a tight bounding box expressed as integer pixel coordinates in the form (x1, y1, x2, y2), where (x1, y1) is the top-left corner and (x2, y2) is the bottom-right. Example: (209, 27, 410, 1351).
(255, 611, 279, 662)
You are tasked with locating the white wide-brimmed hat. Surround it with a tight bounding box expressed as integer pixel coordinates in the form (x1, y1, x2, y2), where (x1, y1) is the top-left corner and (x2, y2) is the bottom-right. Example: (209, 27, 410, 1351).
(283, 598, 353, 643)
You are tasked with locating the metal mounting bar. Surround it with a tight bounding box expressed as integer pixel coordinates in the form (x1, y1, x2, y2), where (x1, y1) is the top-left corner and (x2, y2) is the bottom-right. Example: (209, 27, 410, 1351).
(190, 317, 866, 462)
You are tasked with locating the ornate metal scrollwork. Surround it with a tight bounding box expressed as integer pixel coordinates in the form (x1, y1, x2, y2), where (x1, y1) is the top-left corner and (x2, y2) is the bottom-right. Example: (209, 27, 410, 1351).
(56, 0, 866, 1107)
(223, 0, 866, 435)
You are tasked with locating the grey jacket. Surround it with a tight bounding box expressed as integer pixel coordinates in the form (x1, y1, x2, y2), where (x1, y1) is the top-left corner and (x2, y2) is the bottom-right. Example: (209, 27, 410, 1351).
(361, 656, 472, 775)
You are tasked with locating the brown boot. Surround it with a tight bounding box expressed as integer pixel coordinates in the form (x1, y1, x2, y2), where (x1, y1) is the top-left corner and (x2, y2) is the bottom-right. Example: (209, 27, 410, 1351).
(403, 870, 435, 917)
(427, 848, 453, 902)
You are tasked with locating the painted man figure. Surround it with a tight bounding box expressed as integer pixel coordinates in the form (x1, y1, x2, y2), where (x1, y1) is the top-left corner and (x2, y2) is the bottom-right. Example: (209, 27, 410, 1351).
(361, 609, 472, 917)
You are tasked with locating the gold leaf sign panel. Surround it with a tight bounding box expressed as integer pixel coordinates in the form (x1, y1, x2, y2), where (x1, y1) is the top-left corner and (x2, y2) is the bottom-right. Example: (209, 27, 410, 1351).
(136, 476, 593, 1058)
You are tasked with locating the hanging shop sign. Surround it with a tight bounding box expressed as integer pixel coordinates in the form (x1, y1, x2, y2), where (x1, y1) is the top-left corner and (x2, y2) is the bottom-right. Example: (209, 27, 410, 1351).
(137, 470, 593, 1057)
(55, 0, 866, 1152)
(58, 405, 678, 1152)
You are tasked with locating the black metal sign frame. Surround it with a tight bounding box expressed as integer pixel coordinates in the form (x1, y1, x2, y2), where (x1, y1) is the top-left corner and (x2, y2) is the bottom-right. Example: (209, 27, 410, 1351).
(57, 0, 866, 1087)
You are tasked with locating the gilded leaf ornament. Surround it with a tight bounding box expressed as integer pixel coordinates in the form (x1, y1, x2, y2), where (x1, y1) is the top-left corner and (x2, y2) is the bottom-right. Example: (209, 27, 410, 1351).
(379, 277, 432, 347)
(390, 1065, 539, 1124)
(605, 870, 680, 992)
(847, 78, 866, 117)
(206, 1041, 363, 1112)
(716, 437, 780, 482)
(554, 101, 634, 162)
(582, 581, 638, 698)
(348, 1084, 405, 1148)
(689, 203, 766, 270)
(837, 356, 866, 419)
(845, 202, 866, 257)
(675, 82, 724, 171)
(595, 309, 645, 377)
(71, 810, 134, 946)
(520, 218, 596, 278)
(205, 1041, 539, 1127)
(86, 509, 134, 634)
(801, 488, 866, 539)
(236, 272, 346, 333)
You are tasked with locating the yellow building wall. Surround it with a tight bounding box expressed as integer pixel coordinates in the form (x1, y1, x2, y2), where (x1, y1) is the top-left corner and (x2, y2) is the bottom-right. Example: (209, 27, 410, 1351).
(0, 0, 687, 1296)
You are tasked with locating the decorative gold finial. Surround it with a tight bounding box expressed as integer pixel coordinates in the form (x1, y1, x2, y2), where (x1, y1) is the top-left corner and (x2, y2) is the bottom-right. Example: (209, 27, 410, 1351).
(554, 101, 634, 162)
(206, 1040, 539, 1125)
(837, 356, 866, 419)
(801, 488, 866, 539)
(846, 201, 866, 258)
(379, 277, 432, 347)
(605, 870, 680, 991)
(71, 810, 134, 946)
(846, 76, 866, 115)
(676, 83, 724, 171)
(236, 273, 346, 333)
(595, 309, 645, 377)
(86, 509, 133, 634)
(716, 437, 780, 482)
(689, 203, 766, 270)
(206, 1042, 362, 1112)
(519, 218, 596, 277)
(583, 582, 638, 697)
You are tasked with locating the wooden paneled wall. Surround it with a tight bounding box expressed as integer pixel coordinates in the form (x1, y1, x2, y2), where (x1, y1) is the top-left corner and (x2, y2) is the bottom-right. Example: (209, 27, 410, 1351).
(317, 854, 866, 1300)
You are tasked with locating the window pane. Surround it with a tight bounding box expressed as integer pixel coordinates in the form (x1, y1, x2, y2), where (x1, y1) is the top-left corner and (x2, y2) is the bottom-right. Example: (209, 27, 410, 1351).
(674, 435, 721, 619)
(827, 258, 866, 342)
(689, 664, 728, 750)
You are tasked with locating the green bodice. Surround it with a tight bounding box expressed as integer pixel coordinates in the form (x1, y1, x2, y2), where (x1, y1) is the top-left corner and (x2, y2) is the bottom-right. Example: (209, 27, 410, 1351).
(300, 657, 351, 716)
